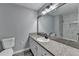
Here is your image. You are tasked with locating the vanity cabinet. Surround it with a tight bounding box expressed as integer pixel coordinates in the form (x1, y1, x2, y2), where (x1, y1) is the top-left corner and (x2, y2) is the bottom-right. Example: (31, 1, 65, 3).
(30, 37, 38, 56)
(29, 36, 52, 56)
(39, 46, 52, 56)
(29, 34, 79, 56)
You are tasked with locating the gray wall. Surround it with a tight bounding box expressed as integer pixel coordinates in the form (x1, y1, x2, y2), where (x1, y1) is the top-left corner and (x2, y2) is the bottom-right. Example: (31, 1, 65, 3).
(0, 3, 56, 53)
(54, 15, 63, 37)
(0, 4, 37, 52)
(38, 14, 54, 34)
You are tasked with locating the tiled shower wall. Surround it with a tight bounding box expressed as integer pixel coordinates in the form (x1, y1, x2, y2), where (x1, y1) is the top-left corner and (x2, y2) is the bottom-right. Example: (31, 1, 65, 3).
(63, 9, 78, 42)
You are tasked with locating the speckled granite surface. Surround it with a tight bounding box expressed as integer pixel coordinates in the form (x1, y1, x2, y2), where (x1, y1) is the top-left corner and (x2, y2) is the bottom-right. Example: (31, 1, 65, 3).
(29, 33, 79, 56)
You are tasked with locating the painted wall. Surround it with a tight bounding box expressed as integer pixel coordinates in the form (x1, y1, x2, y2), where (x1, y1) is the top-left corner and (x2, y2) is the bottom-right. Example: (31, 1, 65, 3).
(0, 3, 37, 52)
(0, 3, 56, 53)
(38, 14, 54, 34)
(54, 15, 63, 37)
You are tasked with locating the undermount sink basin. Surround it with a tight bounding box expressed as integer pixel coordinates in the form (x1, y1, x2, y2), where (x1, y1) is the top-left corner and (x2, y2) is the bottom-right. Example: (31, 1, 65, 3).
(37, 37, 50, 42)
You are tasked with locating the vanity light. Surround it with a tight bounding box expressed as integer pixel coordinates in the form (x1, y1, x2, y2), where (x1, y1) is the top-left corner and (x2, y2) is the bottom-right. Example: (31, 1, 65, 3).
(45, 8, 51, 13)
(41, 8, 50, 15)
(41, 10, 47, 15)
(41, 8, 51, 15)
(41, 3, 59, 15)
(49, 3, 58, 10)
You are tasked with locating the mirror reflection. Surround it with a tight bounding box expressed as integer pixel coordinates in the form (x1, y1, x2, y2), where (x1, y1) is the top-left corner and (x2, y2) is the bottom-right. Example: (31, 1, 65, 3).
(38, 3, 79, 42)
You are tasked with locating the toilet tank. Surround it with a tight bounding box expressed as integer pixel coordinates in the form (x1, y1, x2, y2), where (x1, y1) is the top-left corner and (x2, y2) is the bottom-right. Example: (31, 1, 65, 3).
(1, 37, 15, 49)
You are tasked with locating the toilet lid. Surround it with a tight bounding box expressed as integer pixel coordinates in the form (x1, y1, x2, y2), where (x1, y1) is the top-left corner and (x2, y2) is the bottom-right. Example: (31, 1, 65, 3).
(0, 48, 13, 56)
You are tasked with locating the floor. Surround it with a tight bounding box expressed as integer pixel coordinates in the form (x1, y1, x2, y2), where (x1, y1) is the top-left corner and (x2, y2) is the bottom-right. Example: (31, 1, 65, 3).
(13, 49, 34, 56)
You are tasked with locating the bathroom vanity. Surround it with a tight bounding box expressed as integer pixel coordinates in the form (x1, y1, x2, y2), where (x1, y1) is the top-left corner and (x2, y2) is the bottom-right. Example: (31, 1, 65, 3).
(29, 36, 53, 56)
(29, 33, 79, 56)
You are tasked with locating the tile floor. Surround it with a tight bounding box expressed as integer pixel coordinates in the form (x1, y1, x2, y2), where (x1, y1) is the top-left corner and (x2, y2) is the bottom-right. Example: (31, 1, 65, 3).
(13, 49, 34, 56)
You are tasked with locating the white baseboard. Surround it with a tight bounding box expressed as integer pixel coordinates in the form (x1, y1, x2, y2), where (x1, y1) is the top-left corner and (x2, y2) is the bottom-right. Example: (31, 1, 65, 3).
(13, 48, 30, 55)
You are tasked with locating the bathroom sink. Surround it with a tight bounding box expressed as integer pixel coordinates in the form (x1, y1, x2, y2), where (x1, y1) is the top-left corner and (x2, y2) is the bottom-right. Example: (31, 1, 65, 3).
(36, 37, 50, 42)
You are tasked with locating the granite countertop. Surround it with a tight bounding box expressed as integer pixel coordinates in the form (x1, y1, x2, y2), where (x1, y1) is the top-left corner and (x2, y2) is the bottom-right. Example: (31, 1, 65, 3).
(29, 33, 79, 56)
(49, 36, 79, 49)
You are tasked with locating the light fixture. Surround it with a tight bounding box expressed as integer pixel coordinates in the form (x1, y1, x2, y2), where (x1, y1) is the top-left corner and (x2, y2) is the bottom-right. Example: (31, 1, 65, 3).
(41, 10, 47, 15)
(41, 9, 50, 15)
(49, 3, 58, 10)
(45, 8, 51, 13)
(41, 3, 59, 15)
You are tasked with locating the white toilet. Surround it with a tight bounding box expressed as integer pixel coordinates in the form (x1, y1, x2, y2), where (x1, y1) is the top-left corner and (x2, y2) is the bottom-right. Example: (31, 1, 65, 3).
(0, 37, 15, 56)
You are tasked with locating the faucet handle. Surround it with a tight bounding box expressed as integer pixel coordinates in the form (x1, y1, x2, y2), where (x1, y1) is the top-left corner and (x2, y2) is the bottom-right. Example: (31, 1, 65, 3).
(49, 32, 53, 36)
(77, 33, 79, 35)
(49, 32, 56, 36)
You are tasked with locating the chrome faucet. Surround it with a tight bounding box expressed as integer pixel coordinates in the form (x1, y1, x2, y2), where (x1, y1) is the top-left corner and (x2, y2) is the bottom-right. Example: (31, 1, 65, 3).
(77, 33, 79, 41)
(49, 32, 56, 37)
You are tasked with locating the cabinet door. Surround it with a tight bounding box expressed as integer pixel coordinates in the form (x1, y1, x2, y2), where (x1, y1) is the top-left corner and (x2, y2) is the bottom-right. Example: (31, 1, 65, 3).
(30, 37, 36, 56)
(36, 44, 42, 56)
(30, 37, 38, 56)
(40, 46, 52, 56)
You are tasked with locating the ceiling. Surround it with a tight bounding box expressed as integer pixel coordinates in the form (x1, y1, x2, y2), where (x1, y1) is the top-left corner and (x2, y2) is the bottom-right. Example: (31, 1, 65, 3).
(16, 3, 79, 16)
(16, 3, 45, 11)
(49, 3, 79, 16)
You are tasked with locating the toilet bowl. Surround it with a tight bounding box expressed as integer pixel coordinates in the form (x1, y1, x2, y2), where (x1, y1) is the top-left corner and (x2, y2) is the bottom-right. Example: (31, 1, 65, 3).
(0, 48, 13, 56)
(0, 37, 15, 56)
